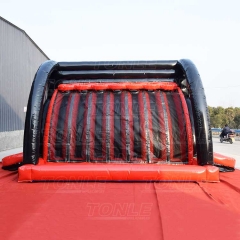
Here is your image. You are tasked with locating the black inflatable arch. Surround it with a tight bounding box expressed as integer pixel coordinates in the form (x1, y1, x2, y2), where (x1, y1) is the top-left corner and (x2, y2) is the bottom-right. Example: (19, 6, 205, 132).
(23, 59, 213, 166)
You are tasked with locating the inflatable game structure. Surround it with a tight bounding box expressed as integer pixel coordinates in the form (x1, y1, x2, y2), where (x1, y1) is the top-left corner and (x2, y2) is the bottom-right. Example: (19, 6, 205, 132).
(2, 59, 236, 182)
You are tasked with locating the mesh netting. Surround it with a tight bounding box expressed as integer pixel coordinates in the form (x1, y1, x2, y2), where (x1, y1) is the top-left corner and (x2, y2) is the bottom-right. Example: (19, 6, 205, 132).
(45, 87, 192, 163)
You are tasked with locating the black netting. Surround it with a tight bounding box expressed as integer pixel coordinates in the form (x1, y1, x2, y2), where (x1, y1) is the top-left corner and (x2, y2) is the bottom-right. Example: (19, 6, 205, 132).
(47, 90, 190, 163)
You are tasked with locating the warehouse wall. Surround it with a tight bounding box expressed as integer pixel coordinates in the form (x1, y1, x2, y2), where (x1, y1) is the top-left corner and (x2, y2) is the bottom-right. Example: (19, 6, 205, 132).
(0, 17, 49, 151)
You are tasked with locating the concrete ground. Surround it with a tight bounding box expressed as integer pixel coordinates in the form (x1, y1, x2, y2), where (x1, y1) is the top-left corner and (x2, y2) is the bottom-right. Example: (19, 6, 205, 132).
(0, 130, 24, 151)
(0, 138, 239, 169)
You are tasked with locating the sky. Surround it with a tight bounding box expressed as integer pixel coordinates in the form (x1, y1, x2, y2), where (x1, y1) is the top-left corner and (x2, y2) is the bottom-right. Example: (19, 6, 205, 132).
(1, 0, 240, 107)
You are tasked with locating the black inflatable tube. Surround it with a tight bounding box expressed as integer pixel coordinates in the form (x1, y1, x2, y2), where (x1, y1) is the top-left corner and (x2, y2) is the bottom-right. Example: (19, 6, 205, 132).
(59, 78, 175, 84)
(56, 69, 176, 80)
(58, 60, 178, 71)
(23, 60, 58, 164)
(177, 59, 213, 165)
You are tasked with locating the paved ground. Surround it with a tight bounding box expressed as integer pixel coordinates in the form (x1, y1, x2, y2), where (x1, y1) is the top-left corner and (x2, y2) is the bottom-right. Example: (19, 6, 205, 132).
(0, 138, 239, 169)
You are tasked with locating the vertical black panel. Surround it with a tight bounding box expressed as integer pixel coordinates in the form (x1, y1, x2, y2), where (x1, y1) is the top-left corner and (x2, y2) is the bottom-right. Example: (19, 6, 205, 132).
(75, 93, 86, 158)
(55, 93, 69, 158)
(167, 92, 181, 160)
(142, 91, 151, 162)
(113, 92, 122, 159)
(175, 92, 188, 161)
(105, 92, 111, 161)
(132, 92, 142, 159)
(85, 92, 94, 162)
(94, 92, 104, 158)
(160, 92, 170, 161)
(66, 93, 76, 161)
(124, 92, 131, 162)
(148, 92, 162, 159)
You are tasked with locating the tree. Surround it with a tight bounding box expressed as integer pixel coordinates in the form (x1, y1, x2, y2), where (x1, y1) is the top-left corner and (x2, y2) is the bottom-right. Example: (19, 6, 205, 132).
(210, 114, 223, 128)
(234, 114, 240, 129)
(208, 106, 240, 129)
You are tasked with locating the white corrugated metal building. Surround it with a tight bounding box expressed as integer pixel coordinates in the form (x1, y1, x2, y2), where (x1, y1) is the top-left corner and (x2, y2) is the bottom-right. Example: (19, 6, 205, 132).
(0, 16, 49, 151)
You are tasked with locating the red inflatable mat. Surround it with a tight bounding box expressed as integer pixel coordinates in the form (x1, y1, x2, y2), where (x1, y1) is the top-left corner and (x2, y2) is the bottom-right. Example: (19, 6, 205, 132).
(0, 164, 239, 240)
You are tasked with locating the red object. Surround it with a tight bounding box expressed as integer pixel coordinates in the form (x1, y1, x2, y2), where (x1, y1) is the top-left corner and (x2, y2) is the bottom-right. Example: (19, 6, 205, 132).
(213, 152, 236, 168)
(18, 163, 219, 182)
(2, 152, 23, 167)
(2, 153, 235, 182)
(2, 152, 236, 183)
(58, 82, 178, 91)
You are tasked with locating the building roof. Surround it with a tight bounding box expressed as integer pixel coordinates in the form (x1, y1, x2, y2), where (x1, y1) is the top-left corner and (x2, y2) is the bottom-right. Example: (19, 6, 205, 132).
(0, 16, 49, 60)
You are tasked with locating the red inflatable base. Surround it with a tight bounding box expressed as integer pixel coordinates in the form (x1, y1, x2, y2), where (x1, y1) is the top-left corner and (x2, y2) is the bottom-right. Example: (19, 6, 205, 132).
(18, 163, 219, 182)
(3, 152, 235, 183)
